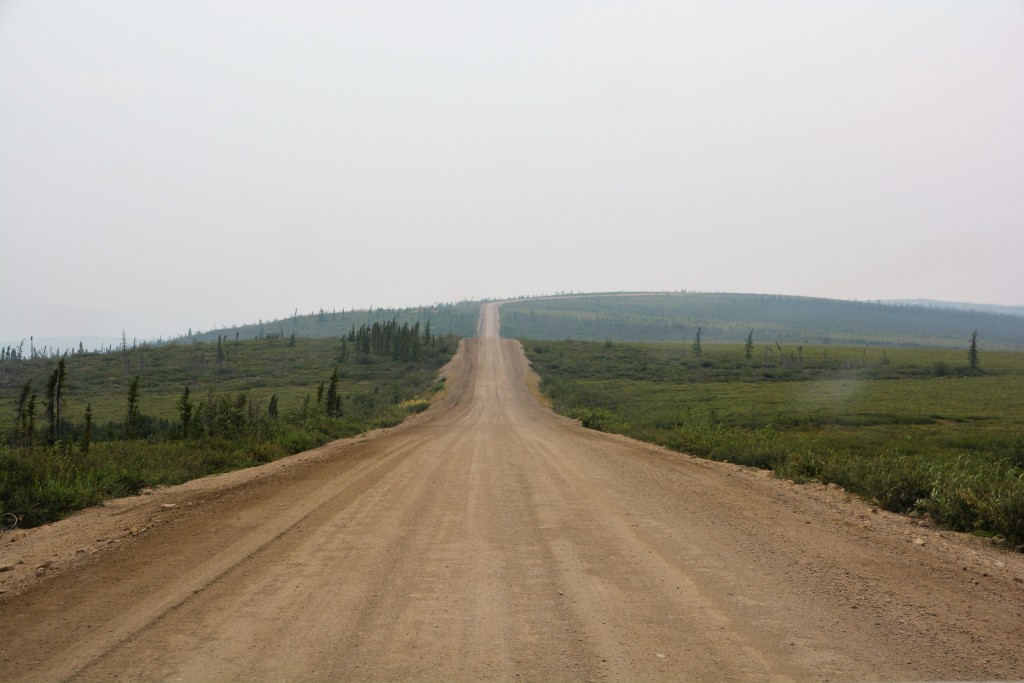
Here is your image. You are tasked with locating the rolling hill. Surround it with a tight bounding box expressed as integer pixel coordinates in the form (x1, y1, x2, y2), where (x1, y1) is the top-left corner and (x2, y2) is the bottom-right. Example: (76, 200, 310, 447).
(499, 292, 1024, 349)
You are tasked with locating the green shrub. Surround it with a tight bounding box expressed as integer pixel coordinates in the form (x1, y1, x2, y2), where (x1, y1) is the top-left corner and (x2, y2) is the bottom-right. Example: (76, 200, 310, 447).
(0, 332, 460, 527)
(524, 339, 1024, 547)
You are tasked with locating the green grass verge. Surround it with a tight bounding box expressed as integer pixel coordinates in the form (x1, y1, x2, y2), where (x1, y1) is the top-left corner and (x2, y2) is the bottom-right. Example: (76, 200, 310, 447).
(1, 333, 458, 526)
(522, 340, 1024, 547)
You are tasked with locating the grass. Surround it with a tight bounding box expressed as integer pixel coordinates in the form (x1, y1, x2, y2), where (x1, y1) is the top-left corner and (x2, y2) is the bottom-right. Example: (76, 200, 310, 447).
(522, 339, 1024, 547)
(0, 335, 458, 426)
(1, 333, 458, 526)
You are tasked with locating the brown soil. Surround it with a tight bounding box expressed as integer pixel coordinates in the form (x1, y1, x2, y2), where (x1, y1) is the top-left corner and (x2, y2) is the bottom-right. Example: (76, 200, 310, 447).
(1, 302, 1022, 682)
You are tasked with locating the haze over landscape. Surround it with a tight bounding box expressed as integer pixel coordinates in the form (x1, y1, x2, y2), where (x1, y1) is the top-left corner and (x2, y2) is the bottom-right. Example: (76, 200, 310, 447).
(3, 6, 1024, 679)
(2, 1, 1022, 343)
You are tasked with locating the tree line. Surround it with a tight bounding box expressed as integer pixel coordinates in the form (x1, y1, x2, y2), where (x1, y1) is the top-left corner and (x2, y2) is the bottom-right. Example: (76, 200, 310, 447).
(348, 320, 435, 362)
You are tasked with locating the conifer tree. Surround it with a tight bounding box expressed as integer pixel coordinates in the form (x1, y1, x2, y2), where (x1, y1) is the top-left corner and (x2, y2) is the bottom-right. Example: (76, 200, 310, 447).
(177, 386, 193, 437)
(125, 376, 141, 437)
(326, 367, 341, 417)
(26, 394, 36, 451)
(44, 365, 62, 443)
(16, 380, 31, 439)
(968, 330, 980, 373)
(121, 330, 129, 371)
(744, 329, 754, 359)
(82, 403, 92, 454)
(55, 358, 67, 439)
(692, 327, 703, 356)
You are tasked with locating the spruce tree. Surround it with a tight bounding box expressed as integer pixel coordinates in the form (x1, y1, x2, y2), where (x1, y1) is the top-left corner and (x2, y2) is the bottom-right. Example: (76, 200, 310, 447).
(125, 376, 140, 437)
(26, 394, 36, 450)
(326, 367, 341, 417)
(968, 331, 980, 373)
(177, 386, 193, 437)
(55, 358, 67, 440)
(692, 327, 703, 357)
(44, 367, 59, 443)
(744, 329, 754, 359)
(121, 330, 129, 371)
(82, 403, 92, 454)
(16, 380, 31, 439)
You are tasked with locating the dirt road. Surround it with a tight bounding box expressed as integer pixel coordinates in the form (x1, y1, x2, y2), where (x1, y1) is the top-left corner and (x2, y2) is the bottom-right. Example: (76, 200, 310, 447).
(2, 303, 1022, 681)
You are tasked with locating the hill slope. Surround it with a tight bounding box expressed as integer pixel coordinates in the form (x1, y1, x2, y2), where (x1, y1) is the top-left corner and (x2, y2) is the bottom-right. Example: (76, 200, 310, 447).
(500, 293, 1024, 349)
(178, 301, 481, 345)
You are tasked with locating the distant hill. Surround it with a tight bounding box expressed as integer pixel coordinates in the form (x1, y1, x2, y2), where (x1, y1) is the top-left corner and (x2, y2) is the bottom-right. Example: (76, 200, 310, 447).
(499, 293, 1024, 350)
(880, 299, 1024, 318)
(1, 304, 482, 357)
(173, 301, 482, 345)
(8, 294, 1021, 356)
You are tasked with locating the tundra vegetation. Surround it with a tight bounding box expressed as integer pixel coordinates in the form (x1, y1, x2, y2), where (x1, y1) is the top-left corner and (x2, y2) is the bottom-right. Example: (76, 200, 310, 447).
(501, 293, 1024, 349)
(179, 301, 481, 345)
(0, 321, 458, 526)
(522, 338, 1024, 547)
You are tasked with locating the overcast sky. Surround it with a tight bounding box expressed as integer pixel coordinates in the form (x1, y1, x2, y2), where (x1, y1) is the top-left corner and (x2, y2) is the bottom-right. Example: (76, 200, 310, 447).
(1, 1, 1022, 343)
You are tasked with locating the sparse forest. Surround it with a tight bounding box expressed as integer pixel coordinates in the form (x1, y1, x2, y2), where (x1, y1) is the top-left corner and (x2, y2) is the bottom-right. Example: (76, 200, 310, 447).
(0, 321, 458, 526)
(181, 301, 481, 346)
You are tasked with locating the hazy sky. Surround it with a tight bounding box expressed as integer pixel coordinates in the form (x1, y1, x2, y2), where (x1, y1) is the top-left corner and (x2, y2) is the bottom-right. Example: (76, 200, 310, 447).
(2, 1, 1022, 342)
